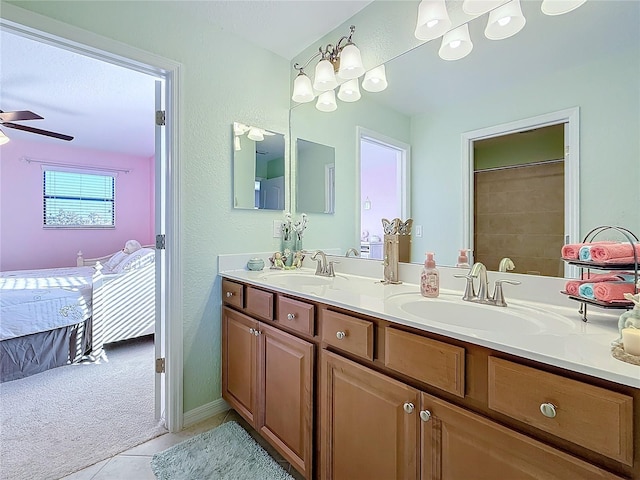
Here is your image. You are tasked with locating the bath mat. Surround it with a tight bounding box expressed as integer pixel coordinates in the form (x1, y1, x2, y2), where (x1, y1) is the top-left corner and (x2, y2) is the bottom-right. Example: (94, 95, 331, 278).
(150, 421, 294, 480)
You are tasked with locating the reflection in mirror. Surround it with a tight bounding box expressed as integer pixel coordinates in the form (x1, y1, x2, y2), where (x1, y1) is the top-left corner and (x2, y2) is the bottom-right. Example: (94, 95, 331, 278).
(289, 0, 639, 276)
(296, 139, 336, 214)
(233, 122, 285, 210)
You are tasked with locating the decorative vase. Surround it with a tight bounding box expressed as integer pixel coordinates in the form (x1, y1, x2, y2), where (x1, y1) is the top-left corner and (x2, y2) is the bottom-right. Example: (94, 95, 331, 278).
(295, 237, 303, 253)
(246, 258, 265, 271)
(282, 238, 296, 266)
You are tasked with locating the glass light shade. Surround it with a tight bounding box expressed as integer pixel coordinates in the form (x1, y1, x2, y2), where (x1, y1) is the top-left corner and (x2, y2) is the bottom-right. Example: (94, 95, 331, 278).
(292, 72, 314, 103)
(485, 0, 526, 40)
(439, 24, 473, 60)
(462, 0, 507, 15)
(415, 0, 452, 41)
(338, 43, 365, 80)
(362, 64, 388, 92)
(247, 127, 264, 141)
(313, 59, 338, 92)
(541, 0, 586, 15)
(338, 78, 361, 102)
(316, 90, 337, 112)
(0, 130, 9, 145)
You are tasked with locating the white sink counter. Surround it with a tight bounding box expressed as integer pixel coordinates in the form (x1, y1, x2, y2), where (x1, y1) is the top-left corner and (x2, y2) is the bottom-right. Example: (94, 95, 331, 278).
(220, 262, 639, 389)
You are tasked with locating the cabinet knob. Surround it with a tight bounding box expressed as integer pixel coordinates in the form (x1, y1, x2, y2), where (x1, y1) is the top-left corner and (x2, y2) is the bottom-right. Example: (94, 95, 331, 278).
(420, 410, 432, 422)
(540, 402, 557, 418)
(336, 331, 346, 340)
(403, 402, 415, 414)
(249, 328, 255, 334)
(226, 291, 233, 298)
(254, 329, 260, 336)
(287, 313, 296, 320)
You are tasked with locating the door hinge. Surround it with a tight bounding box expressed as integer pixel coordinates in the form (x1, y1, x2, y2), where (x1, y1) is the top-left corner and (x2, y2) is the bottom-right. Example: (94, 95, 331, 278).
(156, 234, 166, 250)
(155, 110, 166, 126)
(155, 357, 166, 374)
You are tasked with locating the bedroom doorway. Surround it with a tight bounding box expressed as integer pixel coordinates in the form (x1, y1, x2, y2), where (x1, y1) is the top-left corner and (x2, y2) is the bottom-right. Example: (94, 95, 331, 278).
(0, 13, 181, 433)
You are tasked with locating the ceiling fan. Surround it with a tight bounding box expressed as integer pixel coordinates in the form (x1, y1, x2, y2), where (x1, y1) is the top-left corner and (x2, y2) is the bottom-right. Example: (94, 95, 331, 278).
(0, 110, 74, 141)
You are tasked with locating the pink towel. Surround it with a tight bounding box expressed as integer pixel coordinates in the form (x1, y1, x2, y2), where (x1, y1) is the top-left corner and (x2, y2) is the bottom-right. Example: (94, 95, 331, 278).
(564, 274, 624, 295)
(594, 282, 636, 303)
(590, 243, 640, 262)
(561, 241, 616, 260)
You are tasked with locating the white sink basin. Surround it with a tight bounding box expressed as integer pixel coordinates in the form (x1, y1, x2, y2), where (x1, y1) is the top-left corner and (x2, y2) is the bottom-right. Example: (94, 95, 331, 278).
(385, 293, 578, 334)
(258, 270, 349, 290)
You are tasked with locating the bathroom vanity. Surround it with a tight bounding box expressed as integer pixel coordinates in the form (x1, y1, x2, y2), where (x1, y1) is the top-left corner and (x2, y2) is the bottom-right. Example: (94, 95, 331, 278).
(220, 266, 639, 480)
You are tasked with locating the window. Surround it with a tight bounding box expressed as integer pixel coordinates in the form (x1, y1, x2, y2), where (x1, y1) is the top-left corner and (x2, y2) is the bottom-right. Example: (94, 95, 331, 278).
(43, 169, 115, 227)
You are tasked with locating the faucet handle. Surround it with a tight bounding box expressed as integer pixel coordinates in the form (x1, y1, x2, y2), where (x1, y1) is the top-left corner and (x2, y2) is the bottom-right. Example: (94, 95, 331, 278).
(454, 274, 476, 301)
(327, 260, 340, 276)
(492, 279, 521, 307)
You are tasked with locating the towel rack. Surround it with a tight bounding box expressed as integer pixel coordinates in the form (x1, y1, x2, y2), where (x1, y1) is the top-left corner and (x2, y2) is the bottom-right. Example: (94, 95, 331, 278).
(561, 225, 639, 322)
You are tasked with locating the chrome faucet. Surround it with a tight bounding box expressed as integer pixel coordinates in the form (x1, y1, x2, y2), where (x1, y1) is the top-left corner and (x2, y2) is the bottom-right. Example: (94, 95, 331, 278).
(498, 257, 515, 273)
(309, 250, 338, 277)
(345, 248, 360, 257)
(455, 262, 521, 307)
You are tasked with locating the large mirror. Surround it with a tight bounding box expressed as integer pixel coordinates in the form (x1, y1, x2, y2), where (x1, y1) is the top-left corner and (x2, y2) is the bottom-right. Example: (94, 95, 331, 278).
(289, 0, 639, 276)
(233, 122, 285, 210)
(296, 138, 336, 214)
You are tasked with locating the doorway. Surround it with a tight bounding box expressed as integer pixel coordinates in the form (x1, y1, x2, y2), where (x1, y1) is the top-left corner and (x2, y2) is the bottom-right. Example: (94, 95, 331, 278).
(462, 108, 580, 278)
(0, 10, 181, 432)
(357, 127, 411, 260)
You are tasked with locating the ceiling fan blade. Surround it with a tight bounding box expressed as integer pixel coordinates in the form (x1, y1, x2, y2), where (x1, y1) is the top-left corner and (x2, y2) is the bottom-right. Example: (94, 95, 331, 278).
(0, 110, 44, 122)
(3, 122, 74, 141)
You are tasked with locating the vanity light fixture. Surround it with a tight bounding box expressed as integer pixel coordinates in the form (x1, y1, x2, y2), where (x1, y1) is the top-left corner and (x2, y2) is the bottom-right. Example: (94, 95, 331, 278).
(484, 0, 526, 40)
(439, 24, 473, 60)
(415, 0, 452, 41)
(541, 0, 587, 16)
(0, 129, 9, 145)
(233, 122, 274, 151)
(292, 25, 388, 112)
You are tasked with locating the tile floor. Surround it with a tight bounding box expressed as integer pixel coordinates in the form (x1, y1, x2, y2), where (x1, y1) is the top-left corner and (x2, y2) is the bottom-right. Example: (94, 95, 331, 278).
(61, 409, 304, 480)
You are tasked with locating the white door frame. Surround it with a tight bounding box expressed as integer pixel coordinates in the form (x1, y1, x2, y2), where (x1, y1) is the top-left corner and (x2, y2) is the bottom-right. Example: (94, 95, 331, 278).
(1, 4, 184, 432)
(356, 126, 411, 247)
(461, 107, 580, 277)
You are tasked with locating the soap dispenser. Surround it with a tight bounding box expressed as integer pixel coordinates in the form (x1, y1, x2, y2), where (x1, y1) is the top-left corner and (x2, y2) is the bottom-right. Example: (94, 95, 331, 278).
(456, 249, 470, 268)
(420, 252, 439, 298)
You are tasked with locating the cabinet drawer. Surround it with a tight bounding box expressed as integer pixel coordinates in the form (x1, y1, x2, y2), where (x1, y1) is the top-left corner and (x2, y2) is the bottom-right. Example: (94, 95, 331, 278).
(222, 279, 243, 309)
(245, 287, 273, 320)
(385, 327, 465, 397)
(321, 309, 374, 361)
(488, 357, 634, 465)
(277, 296, 315, 336)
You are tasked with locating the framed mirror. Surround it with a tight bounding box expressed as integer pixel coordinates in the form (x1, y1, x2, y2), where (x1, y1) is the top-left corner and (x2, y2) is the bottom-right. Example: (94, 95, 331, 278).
(295, 138, 336, 214)
(233, 122, 285, 210)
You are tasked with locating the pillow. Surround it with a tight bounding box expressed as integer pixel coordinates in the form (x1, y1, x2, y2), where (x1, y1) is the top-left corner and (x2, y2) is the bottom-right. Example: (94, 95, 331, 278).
(112, 248, 155, 274)
(123, 239, 142, 254)
(102, 250, 128, 272)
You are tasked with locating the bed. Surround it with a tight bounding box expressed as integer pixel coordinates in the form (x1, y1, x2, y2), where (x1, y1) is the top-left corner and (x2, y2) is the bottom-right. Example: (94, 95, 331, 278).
(0, 244, 155, 382)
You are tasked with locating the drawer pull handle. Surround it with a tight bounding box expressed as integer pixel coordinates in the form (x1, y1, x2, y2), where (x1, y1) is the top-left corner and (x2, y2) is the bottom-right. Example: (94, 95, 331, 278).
(420, 410, 432, 422)
(336, 331, 346, 340)
(540, 402, 557, 418)
(226, 292, 233, 298)
(287, 313, 296, 320)
(403, 402, 415, 414)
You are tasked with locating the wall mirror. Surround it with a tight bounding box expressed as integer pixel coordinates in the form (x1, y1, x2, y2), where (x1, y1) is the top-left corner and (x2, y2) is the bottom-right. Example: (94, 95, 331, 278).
(233, 122, 285, 210)
(295, 138, 336, 214)
(289, 0, 639, 276)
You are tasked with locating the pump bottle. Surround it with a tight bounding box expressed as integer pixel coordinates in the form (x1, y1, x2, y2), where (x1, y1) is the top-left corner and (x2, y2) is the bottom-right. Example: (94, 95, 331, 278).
(456, 249, 470, 268)
(420, 252, 439, 298)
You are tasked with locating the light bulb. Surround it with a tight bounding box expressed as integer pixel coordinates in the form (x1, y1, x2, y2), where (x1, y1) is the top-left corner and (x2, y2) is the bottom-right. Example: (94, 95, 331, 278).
(313, 59, 338, 92)
(292, 72, 314, 103)
(316, 90, 337, 112)
(362, 64, 388, 92)
(439, 24, 473, 61)
(338, 43, 365, 79)
(415, 0, 452, 41)
(338, 78, 361, 102)
(498, 16, 511, 26)
(485, 0, 526, 40)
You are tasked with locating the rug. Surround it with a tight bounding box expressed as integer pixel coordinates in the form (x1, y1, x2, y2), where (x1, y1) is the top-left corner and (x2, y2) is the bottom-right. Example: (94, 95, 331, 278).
(151, 421, 294, 480)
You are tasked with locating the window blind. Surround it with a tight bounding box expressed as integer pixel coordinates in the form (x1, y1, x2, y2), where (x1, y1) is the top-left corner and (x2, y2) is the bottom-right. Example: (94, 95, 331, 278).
(43, 170, 115, 227)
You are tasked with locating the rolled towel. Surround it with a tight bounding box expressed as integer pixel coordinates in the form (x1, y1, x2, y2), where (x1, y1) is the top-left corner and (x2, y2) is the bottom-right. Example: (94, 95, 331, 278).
(564, 273, 623, 295)
(561, 241, 616, 260)
(579, 246, 593, 261)
(594, 282, 636, 303)
(578, 283, 595, 300)
(590, 243, 640, 262)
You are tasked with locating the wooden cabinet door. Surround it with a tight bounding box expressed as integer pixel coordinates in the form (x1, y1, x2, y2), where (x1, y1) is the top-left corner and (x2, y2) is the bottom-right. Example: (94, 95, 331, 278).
(258, 323, 314, 479)
(222, 307, 258, 428)
(420, 392, 625, 480)
(320, 350, 420, 480)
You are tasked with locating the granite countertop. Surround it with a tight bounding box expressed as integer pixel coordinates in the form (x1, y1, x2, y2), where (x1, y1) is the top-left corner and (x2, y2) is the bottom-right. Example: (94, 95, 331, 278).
(220, 265, 640, 389)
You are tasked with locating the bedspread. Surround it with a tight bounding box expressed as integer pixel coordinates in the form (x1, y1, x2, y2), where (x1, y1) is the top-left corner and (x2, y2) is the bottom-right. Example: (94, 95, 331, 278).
(0, 266, 94, 341)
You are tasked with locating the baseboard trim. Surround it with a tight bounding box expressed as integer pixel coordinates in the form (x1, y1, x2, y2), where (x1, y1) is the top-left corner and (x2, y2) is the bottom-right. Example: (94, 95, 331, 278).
(183, 397, 230, 428)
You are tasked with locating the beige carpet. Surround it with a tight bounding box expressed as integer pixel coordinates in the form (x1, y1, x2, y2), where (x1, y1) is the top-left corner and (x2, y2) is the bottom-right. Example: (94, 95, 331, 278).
(0, 336, 166, 480)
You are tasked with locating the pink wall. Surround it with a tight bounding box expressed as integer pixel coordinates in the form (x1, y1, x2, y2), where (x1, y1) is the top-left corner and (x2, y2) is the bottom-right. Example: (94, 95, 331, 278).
(0, 138, 154, 271)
